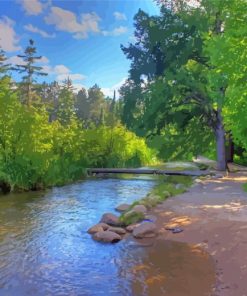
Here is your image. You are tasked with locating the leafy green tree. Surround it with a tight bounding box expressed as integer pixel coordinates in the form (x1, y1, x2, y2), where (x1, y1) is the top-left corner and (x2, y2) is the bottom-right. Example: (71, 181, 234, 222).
(121, 1, 246, 170)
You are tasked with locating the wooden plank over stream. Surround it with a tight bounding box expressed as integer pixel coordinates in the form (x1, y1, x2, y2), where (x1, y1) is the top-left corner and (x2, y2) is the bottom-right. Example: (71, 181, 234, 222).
(87, 168, 212, 177)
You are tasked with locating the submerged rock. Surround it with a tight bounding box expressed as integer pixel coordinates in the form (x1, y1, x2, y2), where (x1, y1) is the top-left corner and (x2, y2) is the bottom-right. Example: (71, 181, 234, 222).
(100, 213, 120, 226)
(87, 223, 109, 234)
(115, 204, 130, 212)
(108, 227, 126, 235)
(133, 222, 157, 239)
(93, 230, 122, 243)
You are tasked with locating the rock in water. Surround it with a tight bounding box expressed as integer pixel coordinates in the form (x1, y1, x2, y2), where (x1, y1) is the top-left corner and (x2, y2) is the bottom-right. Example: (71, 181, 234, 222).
(133, 222, 157, 239)
(115, 204, 130, 212)
(126, 223, 140, 232)
(108, 227, 126, 235)
(93, 231, 122, 243)
(87, 223, 109, 234)
(100, 213, 120, 226)
(132, 205, 147, 214)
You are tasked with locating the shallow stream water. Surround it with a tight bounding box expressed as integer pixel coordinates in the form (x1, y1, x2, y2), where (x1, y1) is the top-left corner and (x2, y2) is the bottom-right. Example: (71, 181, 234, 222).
(0, 177, 215, 296)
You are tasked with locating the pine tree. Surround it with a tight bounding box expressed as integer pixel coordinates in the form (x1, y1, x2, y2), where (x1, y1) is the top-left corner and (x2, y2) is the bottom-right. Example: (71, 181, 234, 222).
(57, 81, 76, 125)
(14, 39, 47, 107)
(0, 47, 10, 76)
(75, 87, 90, 121)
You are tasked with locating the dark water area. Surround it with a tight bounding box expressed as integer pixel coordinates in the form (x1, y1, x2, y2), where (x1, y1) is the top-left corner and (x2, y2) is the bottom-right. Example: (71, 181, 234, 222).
(0, 177, 215, 296)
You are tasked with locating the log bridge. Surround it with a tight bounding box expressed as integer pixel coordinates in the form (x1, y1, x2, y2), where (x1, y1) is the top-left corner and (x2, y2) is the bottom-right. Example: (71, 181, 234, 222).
(87, 168, 212, 177)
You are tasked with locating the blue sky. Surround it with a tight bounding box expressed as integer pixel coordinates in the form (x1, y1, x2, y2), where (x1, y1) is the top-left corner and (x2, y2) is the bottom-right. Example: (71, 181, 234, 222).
(0, 0, 160, 97)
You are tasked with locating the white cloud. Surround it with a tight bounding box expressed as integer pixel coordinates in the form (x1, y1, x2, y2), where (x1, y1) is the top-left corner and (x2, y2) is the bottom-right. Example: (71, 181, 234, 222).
(56, 73, 85, 82)
(101, 78, 126, 99)
(42, 65, 53, 73)
(44, 64, 86, 82)
(45, 7, 101, 39)
(71, 83, 87, 92)
(113, 12, 127, 21)
(6, 54, 49, 66)
(7, 55, 26, 66)
(0, 17, 21, 52)
(24, 24, 55, 38)
(39, 56, 49, 64)
(102, 26, 128, 37)
(19, 0, 44, 15)
(53, 64, 69, 75)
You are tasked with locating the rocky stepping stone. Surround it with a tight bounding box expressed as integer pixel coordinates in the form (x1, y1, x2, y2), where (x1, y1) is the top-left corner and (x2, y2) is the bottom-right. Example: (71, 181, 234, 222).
(115, 204, 130, 212)
(133, 222, 157, 238)
(100, 213, 121, 226)
(87, 223, 109, 234)
(108, 227, 126, 235)
(93, 230, 122, 243)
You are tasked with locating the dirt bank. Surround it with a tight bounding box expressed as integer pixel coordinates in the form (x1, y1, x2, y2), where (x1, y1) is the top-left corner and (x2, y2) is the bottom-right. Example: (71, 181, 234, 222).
(151, 172, 247, 296)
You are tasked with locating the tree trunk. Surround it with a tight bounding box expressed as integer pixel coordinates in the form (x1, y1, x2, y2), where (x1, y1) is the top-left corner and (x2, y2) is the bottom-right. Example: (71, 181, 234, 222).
(215, 108, 226, 171)
(226, 132, 234, 163)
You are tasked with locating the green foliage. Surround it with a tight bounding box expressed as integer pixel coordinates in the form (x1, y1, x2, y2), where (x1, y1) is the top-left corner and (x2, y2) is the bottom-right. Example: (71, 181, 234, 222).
(119, 211, 145, 226)
(120, 0, 247, 169)
(120, 175, 192, 223)
(14, 39, 47, 107)
(81, 125, 156, 168)
(243, 183, 247, 193)
(0, 77, 155, 192)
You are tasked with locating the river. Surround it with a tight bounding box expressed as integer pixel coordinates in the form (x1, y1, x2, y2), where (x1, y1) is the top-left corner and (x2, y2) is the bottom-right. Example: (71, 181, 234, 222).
(0, 177, 215, 296)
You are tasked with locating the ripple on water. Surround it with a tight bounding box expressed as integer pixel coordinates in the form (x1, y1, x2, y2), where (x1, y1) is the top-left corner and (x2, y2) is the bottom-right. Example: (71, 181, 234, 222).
(0, 178, 215, 296)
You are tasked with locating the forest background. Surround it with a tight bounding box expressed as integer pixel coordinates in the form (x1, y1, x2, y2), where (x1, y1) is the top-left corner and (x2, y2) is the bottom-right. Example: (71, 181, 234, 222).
(0, 0, 246, 192)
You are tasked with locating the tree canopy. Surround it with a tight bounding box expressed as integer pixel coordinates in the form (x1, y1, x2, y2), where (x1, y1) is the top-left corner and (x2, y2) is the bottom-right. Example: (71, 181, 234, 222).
(120, 0, 247, 170)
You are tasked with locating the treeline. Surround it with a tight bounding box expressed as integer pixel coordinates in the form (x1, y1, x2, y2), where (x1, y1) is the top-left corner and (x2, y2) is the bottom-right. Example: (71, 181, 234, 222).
(119, 0, 247, 170)
(0, 41, 155, 192)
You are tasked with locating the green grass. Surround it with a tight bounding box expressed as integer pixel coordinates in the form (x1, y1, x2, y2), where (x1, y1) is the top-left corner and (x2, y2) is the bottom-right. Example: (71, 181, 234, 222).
(243, 183, 247, 192)
(119, 175, 193, 225)
(119, 211, 145, 226)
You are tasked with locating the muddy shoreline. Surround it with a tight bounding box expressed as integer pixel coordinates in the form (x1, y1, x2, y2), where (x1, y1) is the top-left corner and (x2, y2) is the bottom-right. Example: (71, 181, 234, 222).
(145, 172, 247, 296)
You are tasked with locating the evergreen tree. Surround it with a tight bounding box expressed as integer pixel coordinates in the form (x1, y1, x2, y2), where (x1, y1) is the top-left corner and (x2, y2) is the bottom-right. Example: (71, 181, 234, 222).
(57, 80, 76, 125)
(75, 87, 90, 122)
(87, 84, 106, 124)
(0, 47, 10, 76)
(14, 39, 47, 107)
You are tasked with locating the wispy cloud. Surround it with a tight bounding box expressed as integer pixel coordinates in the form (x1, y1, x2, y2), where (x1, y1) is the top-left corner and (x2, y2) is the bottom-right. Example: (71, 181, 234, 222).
(7, 54, 49, 66)
(101, 77, 126, 99)
(24, 24, 55, 38)
(102, 26, 128, 37)
(18, 0, 44, 15)
(45, 7, 101, 39)
(44, 6, 128, 39)
(113, 12, 127, 21)
(0, 16, 21, 52)
(44, 64, 86, 82)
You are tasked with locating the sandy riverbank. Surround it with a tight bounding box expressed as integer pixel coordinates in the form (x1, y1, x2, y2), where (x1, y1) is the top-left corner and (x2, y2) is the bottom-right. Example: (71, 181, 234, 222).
(148, 172, 247, 296)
